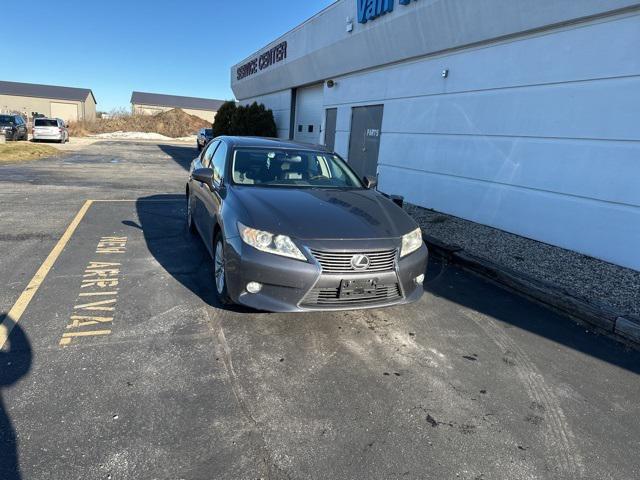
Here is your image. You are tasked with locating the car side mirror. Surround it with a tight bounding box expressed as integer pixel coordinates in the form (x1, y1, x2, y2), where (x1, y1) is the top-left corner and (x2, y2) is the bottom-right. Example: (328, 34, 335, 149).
(192, 167, 214, 189)
(363, 175, 378, 189)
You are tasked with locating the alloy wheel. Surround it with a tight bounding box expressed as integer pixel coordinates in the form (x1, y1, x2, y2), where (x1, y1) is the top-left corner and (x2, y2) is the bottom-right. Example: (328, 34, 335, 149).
(187, 194, 194, 226)
(214, 240, 225, 294)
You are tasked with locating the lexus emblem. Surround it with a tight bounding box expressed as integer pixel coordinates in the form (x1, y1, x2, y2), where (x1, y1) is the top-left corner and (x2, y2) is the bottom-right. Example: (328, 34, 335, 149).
(351, 254, 371, 270)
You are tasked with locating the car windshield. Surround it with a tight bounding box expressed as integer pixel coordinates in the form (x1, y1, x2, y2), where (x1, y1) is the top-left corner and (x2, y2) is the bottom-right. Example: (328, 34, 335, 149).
(231, 148, 364, 189)
(35, 119, 58, 127)
(205, 129, 213, 136)
(0, 115, 14, 124)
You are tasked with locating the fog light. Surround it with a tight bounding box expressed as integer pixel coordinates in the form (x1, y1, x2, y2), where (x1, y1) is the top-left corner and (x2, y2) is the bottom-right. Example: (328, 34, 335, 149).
(415, 274, 425, 285)
(246, 282, 262, 294)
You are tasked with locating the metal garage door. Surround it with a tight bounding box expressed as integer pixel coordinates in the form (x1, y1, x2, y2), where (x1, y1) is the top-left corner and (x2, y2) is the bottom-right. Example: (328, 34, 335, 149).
(294, 84, 324, 144)
(50, 102, 78, 123)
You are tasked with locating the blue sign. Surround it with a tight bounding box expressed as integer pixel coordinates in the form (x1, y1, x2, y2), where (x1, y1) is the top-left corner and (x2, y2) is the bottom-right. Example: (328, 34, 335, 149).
(357, 0, 416, 24)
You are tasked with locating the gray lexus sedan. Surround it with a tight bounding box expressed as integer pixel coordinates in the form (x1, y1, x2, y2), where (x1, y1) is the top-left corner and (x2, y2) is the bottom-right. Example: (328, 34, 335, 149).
(186, 136, 428, 312)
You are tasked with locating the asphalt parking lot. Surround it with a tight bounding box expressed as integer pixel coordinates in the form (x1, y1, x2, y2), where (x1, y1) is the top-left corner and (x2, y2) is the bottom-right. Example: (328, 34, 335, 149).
(1, 142, 639, 480)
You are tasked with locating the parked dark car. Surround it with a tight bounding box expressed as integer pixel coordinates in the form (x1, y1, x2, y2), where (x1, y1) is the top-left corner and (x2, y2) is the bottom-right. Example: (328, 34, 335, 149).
(196, 128, 213, 151)
(0, 114, 28, 141)
(186, 136, 428, 312)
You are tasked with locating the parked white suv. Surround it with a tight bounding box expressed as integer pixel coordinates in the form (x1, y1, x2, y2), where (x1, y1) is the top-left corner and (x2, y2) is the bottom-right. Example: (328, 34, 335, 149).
(32, 118, 69, 143)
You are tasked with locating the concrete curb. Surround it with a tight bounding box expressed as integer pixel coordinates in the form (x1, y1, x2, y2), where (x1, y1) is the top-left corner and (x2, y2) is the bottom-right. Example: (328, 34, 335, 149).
(422, 232, 640, 348)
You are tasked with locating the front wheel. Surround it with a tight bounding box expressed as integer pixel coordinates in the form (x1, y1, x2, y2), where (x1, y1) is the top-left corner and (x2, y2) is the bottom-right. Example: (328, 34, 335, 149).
(213, 232, 233, 306)
(186, 191, 197, 234)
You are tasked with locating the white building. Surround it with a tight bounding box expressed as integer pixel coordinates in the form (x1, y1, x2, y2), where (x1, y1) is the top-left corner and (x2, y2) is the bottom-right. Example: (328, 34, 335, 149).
(231, 0, 640, 271)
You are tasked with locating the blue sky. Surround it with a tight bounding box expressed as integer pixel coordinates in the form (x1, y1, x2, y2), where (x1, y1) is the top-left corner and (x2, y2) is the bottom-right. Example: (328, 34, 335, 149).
(3, 0, 334, 112)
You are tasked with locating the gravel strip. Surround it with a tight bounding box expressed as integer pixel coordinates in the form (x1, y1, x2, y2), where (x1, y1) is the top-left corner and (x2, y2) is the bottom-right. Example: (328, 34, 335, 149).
(405, 203, 640, 318)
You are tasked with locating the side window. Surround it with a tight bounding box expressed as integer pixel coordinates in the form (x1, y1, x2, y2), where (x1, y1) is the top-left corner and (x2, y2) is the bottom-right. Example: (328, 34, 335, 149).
(202, 140, 219, 167)
(211, 142, 228, 185)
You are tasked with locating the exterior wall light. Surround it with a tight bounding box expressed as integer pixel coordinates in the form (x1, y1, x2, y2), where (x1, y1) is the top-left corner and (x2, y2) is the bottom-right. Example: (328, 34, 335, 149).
(326, 80, 336, 88)
(346, 17, 354, 33)
(442, 69, 449, 78)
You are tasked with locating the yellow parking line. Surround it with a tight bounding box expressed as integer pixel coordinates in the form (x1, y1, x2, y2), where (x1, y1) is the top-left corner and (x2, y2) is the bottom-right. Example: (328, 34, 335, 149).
(0, 200, 94, 349)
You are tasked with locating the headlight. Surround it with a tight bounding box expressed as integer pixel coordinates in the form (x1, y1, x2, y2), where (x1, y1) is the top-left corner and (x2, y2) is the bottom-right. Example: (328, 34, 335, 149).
(401, 228, 423, 257)
(237, 222, 306, 261)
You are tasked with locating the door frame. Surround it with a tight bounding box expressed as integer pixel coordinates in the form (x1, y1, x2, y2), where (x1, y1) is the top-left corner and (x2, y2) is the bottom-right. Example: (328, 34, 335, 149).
(324, 107, 338, 151)
(347, 104, 384, 179)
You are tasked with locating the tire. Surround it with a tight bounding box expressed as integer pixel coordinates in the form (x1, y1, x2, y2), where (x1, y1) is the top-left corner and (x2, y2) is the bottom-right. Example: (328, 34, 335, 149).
(213, 232, 233, 306)
(186, 191, 197, 234)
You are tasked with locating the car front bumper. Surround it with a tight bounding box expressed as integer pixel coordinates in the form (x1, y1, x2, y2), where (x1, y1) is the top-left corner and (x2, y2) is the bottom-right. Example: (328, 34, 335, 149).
(33, 133, 64, 141)
(1, 129, 16, 140)
(224, 236, 428, 312)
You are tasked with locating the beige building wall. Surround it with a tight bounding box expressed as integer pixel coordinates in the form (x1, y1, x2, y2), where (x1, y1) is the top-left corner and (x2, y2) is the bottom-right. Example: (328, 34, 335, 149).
(83, 93, 97, 122)
(0, 94, 57, 119)
(132, 103, 216, 123)
(0, 94, 96, 123)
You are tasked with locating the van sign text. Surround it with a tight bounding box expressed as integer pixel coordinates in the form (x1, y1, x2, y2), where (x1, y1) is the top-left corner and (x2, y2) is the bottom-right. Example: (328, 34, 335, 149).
(357, 0, 417, 24)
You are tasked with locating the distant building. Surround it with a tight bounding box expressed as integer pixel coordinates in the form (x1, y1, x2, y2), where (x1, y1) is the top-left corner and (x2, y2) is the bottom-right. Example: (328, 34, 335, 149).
(0, 80, 97, 123)
(130, 91, 226, 123)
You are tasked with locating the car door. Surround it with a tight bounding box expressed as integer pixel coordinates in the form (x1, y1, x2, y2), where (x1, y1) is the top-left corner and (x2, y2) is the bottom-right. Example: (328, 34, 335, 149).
(58, 119, 67, 140)
(200, 140, 228, 250)
(193, 140, 219, 239)
(16, 117, 26, 139)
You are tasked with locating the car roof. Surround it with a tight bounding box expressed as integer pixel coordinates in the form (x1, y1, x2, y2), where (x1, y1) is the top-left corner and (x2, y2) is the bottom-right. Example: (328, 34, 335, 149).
(219, 136, 331, 153)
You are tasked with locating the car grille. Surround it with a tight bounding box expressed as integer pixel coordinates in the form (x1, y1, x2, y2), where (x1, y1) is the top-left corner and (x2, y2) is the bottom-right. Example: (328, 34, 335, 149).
(301, 284, 402, 308)
(309, 249, 397, 274)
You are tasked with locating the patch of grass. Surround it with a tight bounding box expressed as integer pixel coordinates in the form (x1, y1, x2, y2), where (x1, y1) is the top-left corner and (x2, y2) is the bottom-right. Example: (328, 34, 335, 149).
(0, 142, 60, 164)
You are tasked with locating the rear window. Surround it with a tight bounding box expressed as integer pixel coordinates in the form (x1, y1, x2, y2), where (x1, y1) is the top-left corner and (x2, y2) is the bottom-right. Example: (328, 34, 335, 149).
(35, 119, 58, 127)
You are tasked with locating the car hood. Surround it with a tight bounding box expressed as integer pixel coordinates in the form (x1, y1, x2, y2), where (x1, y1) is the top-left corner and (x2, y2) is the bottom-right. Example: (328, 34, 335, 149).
(231, 187, 417, 240)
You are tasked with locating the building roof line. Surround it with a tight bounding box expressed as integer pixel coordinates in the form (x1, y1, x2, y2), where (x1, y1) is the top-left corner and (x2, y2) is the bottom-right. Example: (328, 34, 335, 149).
(130, 91, 227, 111)
(0, 80, 96, 104)
(234, 0, 342, 66)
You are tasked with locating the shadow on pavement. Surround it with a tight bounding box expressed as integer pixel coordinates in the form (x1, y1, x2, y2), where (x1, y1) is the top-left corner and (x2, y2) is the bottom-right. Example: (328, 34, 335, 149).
(133, 194, 256, 313)
(157, 144, 198, 171)
(132, 191, 640, 373)
(424, 257, 640, 374)
(0, 316, 32, 480)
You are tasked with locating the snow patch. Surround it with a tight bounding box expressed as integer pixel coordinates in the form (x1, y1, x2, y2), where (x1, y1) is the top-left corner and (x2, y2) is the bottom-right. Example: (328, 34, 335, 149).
(89, 131, 195, 142)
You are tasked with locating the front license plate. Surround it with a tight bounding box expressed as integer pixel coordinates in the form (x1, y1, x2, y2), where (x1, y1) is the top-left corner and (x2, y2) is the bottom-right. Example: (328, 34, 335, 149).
(340, 278, 378, 298)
